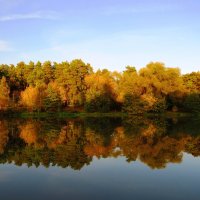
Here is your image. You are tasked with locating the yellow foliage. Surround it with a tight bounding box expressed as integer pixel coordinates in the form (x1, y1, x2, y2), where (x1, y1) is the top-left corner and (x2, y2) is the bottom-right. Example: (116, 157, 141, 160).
(85, 70, 117, 102)
(141, 94, 157, 107)
(141, 124, 157, 136)
(21, 86, 46, 111)
(139, 62, 186, 97)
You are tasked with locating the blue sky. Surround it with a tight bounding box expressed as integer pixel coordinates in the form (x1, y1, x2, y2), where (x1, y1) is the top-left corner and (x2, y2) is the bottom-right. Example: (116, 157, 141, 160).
(0, 0, 200, 73)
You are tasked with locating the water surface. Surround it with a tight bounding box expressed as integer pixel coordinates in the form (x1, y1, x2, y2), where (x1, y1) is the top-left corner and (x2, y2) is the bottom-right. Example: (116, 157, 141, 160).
(0, 116, 200, 200)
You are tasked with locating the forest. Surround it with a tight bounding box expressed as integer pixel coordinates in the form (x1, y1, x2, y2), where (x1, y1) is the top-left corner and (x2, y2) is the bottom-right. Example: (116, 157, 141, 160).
(0, 59, 199, 114)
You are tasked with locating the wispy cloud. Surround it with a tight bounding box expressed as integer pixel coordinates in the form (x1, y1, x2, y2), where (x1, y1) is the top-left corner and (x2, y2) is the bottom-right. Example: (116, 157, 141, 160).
(0, 40, 12, 51)
(0, 11, 60, 22)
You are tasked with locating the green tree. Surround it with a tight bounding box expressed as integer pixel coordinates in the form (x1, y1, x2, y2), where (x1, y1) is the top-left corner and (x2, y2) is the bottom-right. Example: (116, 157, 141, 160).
(0, 64, 9, 79)
(66, 59, 93, 106)
(183, 93, 200, 113)
(15, 62, 28, 90)
(42, 61, 54, 84)
(27, 61, 45, 87)
(122, 94, 147, 115)
(85, 94, 114, 113)
(44, 83, 62, 111)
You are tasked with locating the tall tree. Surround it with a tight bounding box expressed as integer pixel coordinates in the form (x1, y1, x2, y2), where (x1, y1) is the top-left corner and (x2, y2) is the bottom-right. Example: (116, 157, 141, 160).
(15, 62, 28, 90)
(65, 59, 93, 106)
(27, 61, 45, 87)
(42, 61, 54, 84)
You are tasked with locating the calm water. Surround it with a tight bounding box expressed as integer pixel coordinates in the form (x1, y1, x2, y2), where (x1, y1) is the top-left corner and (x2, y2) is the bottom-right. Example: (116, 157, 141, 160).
(0, 116, 200, 200)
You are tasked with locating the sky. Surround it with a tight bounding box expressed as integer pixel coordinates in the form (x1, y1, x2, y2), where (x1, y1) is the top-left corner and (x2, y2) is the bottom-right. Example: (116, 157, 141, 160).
(0, 0, 200, 74)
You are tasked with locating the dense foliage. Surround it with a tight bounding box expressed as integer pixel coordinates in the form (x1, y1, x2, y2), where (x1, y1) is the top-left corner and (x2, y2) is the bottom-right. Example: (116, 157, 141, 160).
(0, 60, 199, 114)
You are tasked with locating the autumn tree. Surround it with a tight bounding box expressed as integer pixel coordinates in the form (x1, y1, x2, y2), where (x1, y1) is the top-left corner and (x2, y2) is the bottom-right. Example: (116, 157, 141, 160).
(20, 86, 46, 112)
(139, 62, 184, 97)
(0, 76, 10, 111)
(183, 72, 200, 93)
(138, 62, 185, 112)
(54, 61, 70, 105)
(85, 69, 119, 112)
(117, 66, 142, 102)
(0, 59, 199, 113)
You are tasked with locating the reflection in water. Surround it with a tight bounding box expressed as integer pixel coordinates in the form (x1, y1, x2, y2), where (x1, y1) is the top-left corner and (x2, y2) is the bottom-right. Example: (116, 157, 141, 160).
(0, 117, 200, 170)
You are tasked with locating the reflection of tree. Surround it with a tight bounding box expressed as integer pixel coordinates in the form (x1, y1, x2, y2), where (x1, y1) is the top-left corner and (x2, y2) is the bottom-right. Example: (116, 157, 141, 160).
(84, 130, 114, 158)
(0, 121, 9, 154)
(113, 118, 192, 169)
(185, 136, 200, 157)
(16, 119, 91, 169)
(0, 117, 200, 170)
(19, 121, 39, 146)
(136, 136, 188, 169)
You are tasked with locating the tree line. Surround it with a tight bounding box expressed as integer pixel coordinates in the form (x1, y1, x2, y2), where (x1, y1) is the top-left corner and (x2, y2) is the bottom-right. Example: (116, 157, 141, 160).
(0, 59, 199, 113)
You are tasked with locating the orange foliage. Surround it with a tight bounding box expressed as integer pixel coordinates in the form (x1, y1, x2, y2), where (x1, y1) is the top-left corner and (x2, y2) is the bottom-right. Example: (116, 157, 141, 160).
(20, 86, 43, 111)
(19, 122, 39, 145)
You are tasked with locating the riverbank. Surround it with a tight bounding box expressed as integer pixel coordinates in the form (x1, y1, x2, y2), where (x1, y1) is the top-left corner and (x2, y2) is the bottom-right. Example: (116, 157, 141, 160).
(1, 111, 126, 118)
(1, 110, 199, 119)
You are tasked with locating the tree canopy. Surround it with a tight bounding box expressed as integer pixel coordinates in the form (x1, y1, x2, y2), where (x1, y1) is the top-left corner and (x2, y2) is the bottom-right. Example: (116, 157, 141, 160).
(0, 60, 199, 114)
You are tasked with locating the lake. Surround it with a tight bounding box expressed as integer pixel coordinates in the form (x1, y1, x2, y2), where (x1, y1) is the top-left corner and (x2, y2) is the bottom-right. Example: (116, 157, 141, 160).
(0, 116, 200, 200)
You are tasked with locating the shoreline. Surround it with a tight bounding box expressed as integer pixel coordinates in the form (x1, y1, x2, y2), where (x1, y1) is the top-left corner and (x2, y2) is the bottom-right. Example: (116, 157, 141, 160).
(1, 111, 199, 119)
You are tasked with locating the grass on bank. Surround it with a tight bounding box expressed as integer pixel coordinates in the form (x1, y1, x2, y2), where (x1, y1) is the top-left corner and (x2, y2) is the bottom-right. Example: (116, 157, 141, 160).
(7, 111, 127, 119)
(1, 110, 199, 119)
